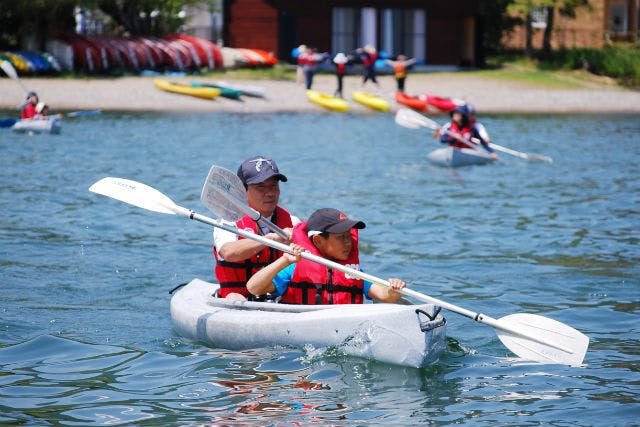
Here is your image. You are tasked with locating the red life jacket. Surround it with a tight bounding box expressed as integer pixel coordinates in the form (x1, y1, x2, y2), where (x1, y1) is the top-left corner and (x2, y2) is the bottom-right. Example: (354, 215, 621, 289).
(21, 103, 37, 120)
(448, 121, 474, 149)
(394, 62, 406, 78)
(214, 206, 293, 298)
(362, 52, 377, 67)
(281, 222, 364, 305)
(336, 63, 346, 75)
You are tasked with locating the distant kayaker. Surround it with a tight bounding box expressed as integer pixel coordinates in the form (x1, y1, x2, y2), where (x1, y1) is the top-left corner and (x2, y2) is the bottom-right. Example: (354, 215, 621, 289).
(246, 208, 406, 304)
(20, 91, 38, 119)
(436, 105, 496, 157)
(385, 54, 417, 93)
(34, 102, 63, 120)
(213, 155, 299, 301)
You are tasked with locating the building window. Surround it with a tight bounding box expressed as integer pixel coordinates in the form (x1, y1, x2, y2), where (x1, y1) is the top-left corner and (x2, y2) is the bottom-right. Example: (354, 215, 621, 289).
(380, 8, 425, 62)
(610, 3, 629, 34)
(332, 7, 358, 54)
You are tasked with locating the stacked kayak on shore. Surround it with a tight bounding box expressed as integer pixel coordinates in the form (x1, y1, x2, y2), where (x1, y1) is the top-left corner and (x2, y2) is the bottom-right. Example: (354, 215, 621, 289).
(395, 91, 465, 113)
(306, 90, 349, 112)
(154, 79, 220, 99)
(352, 91, 389, 112)
(170, 279, 447, 368)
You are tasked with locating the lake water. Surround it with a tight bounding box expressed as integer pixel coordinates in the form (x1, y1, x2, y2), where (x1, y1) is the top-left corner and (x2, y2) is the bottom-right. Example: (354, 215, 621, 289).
(1, 110, 638, 426)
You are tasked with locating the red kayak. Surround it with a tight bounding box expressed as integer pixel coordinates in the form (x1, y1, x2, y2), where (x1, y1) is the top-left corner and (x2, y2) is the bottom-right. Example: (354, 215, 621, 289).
(424, 93, 465, 112)
(394, 92, 427, 111)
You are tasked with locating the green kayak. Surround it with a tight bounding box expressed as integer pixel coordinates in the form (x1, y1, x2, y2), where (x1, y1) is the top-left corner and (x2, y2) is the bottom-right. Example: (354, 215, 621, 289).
(190, 82, 243, 99)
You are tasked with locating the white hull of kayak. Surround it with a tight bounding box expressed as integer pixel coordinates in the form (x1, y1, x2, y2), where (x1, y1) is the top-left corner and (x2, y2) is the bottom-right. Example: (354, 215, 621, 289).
(427, 146, 494, 167)
(12, 118, 62, 134)
(170, 279, 447, 368)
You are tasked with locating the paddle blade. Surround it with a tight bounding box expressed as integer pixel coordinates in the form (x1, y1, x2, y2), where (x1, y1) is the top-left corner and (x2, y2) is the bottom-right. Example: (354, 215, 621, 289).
(200, 165, 254, 222)
(1, 60, 18, 80)
(89, 177, 180, 215)
(496, 313, 589, 366)
(395, 108, 440, 131)
(67, 109, 102, 118)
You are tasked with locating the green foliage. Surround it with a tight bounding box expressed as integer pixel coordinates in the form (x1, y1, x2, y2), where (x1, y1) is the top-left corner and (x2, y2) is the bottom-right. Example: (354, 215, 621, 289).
(545, 44, 640, 87)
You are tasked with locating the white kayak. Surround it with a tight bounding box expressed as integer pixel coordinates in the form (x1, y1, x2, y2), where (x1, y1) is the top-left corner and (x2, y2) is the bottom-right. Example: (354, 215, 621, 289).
(428, 146, 495, 167)
(170, 279, 447, 368)
(12, 118, 62, 134)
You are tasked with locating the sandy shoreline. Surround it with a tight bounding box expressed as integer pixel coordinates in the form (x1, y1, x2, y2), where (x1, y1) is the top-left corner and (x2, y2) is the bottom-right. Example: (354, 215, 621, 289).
(1, 72, 639, 115)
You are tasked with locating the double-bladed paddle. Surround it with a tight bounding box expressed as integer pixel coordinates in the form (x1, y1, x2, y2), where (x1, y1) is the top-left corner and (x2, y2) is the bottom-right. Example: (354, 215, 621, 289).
(89, 176, 589, 366)
(395, 108, 554, 163)
(1, 60, 29, 94)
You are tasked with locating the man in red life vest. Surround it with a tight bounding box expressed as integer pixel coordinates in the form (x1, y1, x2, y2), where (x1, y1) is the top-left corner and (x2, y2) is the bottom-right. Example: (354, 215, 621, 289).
(20, 91, 38, 119)
(213, 155, 298, 300)
(246, 208, 406, 304)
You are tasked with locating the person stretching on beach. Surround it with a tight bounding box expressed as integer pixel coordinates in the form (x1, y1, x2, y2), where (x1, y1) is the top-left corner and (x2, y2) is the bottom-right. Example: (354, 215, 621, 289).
(385, 54, 417, 93)
(246, 208, 406, 304)
(213, 155, 299, 301)
(356, 45, 380, 89)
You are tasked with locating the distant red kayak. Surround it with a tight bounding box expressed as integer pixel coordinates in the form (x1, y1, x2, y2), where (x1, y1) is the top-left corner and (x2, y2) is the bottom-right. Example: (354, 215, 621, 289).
(424, 93, 465, 112)
(394, 92, 427, 111)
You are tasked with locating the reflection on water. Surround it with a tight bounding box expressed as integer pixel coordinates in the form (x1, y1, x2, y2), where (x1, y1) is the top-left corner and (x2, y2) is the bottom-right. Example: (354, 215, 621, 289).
(1, 111, 638, 425)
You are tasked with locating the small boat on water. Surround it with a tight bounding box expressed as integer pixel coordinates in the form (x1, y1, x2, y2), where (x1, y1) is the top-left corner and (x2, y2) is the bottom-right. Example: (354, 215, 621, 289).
(11, 118, 62, 134)
(153, 79, 220, 99)
(395, 92, 427, 111)
(170, 278, 447, 368)
(306, 90, 349, 112)
(427, 146, 496, 167)
(352, 91, 389, 112)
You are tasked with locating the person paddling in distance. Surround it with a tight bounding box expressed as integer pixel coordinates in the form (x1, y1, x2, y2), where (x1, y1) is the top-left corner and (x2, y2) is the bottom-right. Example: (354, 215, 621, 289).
(246, 208, 406, 304)
(213, 155, 299, 301)
(435, 105, 497, 158)
(20, 91, 38, 119)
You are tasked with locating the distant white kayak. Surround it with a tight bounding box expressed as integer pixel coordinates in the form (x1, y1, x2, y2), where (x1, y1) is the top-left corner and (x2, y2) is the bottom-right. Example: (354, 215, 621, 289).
(12, 118, 62, 134)
(428, 146, 495, 167)
(170, 278, 447, 368)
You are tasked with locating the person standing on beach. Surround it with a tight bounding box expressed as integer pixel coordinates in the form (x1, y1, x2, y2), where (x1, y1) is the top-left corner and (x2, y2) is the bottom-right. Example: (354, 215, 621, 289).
(20, 91, 38, 119)
(298, 47, 327, 90)
(246, 208, 406, 304)
(213, 155, 299, 301)
(356, 45, 380, 89)
(385, 54, 416, 93)
(332, 52, 349, 98)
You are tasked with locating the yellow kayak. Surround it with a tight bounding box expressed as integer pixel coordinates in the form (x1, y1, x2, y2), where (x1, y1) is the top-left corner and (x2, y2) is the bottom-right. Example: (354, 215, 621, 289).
(351, 91, 389, 112)
(153, 79, 220, 99)
(306, 90, 349, 112)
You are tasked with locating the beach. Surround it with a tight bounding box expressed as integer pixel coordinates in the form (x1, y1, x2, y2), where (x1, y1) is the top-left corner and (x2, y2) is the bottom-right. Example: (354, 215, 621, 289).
(1, 72, 639, 114)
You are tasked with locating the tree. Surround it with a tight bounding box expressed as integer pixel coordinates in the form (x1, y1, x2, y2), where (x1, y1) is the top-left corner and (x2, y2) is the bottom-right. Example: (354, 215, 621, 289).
(508, 0, 591, 58)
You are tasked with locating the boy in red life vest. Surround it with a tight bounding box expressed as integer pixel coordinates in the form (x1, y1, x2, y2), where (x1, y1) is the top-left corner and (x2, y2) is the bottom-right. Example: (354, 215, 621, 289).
(385, 54, 416, 92)
(246, 208, 406, 305)
(213, 155, 299, 301)
(20, 91, 38, 119)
